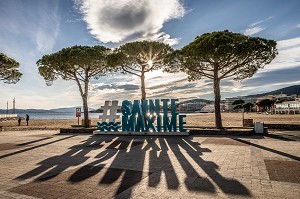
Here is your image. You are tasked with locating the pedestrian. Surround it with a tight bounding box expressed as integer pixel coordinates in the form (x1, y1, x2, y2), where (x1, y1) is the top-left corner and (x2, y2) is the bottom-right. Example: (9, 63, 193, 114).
(18, 117, 21, 126)
(26, 114, 29, 126)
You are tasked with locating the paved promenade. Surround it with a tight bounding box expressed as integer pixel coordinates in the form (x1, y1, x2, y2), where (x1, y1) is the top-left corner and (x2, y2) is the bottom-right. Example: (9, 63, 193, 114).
(0, 130, 299, 198)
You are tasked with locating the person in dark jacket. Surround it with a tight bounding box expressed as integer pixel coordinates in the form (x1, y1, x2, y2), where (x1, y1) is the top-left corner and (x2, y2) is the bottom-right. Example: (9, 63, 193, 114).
(26, 114, 29, 126)
(18, 117, 21, 126)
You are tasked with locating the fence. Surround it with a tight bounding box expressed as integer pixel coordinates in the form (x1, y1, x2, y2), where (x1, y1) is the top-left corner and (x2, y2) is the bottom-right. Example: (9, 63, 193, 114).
(0, 114, 18, 119)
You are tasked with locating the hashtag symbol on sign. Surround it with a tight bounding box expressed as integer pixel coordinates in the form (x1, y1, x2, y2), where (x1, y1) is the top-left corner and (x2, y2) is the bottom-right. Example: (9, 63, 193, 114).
(99, 101, 120, 122)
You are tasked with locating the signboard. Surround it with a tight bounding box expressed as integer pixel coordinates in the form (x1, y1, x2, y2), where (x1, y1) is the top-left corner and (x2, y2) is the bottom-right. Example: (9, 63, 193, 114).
(95, 99, 189, 135)
(76, 108, 81, 117)
(122, 99, 186, 132)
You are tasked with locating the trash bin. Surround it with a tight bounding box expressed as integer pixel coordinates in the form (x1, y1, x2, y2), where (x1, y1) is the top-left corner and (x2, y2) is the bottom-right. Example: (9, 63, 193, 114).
(254, 122, 264, 134)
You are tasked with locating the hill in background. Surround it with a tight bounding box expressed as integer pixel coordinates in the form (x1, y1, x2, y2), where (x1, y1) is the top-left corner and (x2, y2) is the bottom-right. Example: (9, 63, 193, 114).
(243, 85, 300, 98)
(180, 98, 213, 104)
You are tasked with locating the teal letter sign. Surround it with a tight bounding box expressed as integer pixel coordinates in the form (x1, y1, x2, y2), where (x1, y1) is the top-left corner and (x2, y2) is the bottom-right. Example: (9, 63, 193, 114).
(121, 99, 186, 133)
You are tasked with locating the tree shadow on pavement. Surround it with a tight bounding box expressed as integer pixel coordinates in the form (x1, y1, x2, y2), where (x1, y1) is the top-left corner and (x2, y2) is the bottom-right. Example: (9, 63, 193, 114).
(15, 136, 113, 181)
(233, 138, 300, 161)
(15, 135, 251, 198)
(68, 136, 251, 197)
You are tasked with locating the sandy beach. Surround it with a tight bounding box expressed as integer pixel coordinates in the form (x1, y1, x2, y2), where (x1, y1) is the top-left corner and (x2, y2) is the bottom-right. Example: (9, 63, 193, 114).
(1, 112, 300, 131)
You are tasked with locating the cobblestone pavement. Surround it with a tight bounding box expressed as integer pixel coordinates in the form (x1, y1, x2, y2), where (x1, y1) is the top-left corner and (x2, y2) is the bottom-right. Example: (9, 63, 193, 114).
(0, 130, 299, 199)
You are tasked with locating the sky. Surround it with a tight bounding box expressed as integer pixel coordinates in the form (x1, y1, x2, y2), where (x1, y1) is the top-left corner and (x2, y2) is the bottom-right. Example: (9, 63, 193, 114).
(0, 0, 300, 110)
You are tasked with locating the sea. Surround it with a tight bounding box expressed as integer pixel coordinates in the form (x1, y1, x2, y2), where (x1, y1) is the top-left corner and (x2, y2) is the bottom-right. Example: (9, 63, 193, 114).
(17, 112, 103, 120)
(16, 112, 204, 120)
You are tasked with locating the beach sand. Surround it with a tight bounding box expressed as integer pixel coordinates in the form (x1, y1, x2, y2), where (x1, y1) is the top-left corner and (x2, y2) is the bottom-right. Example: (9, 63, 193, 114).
(1, 112, 300, 131)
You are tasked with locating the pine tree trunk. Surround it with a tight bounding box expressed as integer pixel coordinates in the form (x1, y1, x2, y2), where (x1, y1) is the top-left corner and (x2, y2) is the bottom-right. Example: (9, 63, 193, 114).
(82, 95, 89, 128)
(140, 72, 147, 127)
(82, 79, 89, 128)
(141, 72, 146, 100)
(213, 73, 223, 129)
(74, 72, 89, 128)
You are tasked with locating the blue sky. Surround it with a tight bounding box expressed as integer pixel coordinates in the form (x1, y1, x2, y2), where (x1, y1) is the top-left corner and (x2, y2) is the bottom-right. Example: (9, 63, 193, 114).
(0, 0, 300, 109)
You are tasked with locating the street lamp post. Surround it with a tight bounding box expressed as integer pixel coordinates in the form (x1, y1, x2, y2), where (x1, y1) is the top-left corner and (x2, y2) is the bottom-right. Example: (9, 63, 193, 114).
(13, 97, 15, 114)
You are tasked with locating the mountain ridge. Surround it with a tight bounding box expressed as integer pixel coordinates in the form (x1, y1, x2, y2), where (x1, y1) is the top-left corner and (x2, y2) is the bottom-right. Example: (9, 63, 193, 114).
(242, 85, 300, 98)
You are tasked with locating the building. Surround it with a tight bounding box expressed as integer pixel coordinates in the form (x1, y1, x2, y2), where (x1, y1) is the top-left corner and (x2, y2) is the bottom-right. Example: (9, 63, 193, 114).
(274, 100, 300, 114)
(220, 102, 226, 111)
(256, 94, 298, 113)
(201, 104, 214, 113)
(225, 93, 299, 113)
(179, 102, 206, 112)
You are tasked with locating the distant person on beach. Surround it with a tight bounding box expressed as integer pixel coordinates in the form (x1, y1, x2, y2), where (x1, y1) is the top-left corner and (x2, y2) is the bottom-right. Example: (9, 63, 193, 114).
(26, 114, 29, 126)
(18, 117, 21, 126)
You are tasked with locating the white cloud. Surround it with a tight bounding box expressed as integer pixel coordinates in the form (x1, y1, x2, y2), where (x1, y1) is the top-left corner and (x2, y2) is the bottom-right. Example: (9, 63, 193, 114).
(250, 16, 273, 27)
(75, 0, 185, 45)
(296, 24, 300, 28)
(234, 37, 300, 96)
(142, 32, 181, 46)
(244, 26, 265, 36)
(0, 1, 60, 53)
(243, 16, 273, 36)
(35, 2, 60, 53)
(260, 37, 300, 72)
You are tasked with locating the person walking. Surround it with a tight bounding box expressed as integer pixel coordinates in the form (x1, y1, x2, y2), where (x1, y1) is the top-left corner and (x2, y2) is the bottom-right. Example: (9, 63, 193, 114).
(26, 114, 29, 126)
(18, 117, 21, 126)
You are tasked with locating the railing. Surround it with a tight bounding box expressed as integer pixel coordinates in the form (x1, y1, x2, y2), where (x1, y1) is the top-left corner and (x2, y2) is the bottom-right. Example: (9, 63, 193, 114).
(0, 114, 18, 118)
(274, 107, 300, 110)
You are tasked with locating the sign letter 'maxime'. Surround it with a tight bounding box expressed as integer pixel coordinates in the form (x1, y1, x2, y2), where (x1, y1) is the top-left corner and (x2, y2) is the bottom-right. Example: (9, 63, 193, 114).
(121, 99, 186, 132)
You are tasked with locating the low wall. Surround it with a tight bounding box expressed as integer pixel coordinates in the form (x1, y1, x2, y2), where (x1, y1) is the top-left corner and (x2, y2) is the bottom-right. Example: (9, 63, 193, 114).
(60, 127, 255, 135)
(60, 128, 97, 134)
(264, 124, 300, 130)
(0, 114, 18, 119)
(190, 128, 254, 136)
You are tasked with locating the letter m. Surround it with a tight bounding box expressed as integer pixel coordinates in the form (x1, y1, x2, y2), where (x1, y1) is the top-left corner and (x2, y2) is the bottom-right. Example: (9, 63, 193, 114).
(122, 115, 135, 131)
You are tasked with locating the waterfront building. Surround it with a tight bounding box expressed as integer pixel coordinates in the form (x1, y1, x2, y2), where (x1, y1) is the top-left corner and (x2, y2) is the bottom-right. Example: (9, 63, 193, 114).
(201, 104, 214, 113)
(274, 101, 300, 114)
(179, 102, 206, 112)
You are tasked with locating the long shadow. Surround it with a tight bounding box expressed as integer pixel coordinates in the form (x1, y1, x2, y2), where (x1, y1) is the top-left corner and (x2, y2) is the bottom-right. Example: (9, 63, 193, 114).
(165, 137, 216, 193)
(15, 135, 105, 181)
(264, 134, 297, 141)
(69, 136, 147, 198)
(183, 138, 250, 195)
(148, 137, 180, 189)
(69, 137, 127, 182)
(17, 135, 252, 197)
(16, 137, 53, 146)
(0, 135, 76, 159)
(68, 136, 251, 197)
(233, 138, 300, 161)
(100, 137, 147, 196)
(165, 138, 251, 196)
(264, 132, 299, 141)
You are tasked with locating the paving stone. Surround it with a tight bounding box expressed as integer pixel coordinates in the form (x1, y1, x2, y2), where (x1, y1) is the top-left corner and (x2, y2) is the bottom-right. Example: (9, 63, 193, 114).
(0, 130, 299, 198)
(264, 159, 300, 183)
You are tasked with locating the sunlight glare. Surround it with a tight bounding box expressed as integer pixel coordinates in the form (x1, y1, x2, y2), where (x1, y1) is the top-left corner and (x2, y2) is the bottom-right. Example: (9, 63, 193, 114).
(147, 59, 153, 67)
